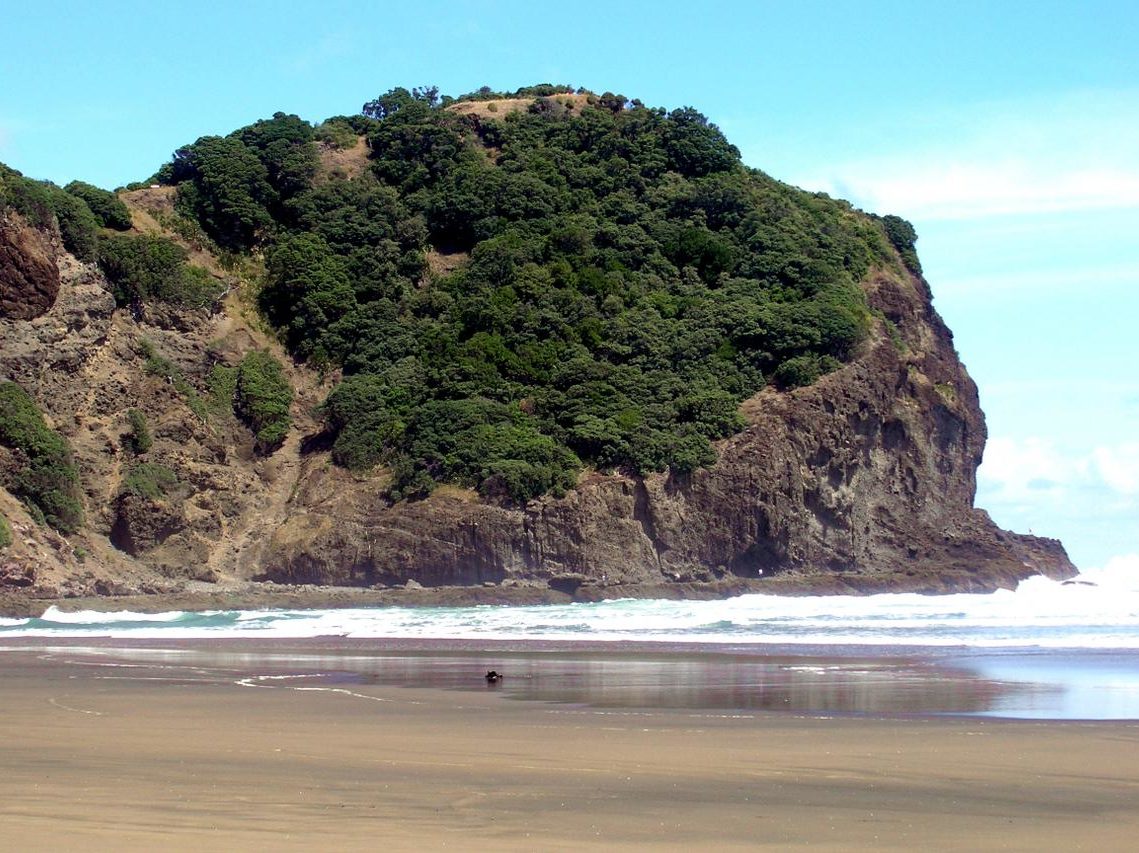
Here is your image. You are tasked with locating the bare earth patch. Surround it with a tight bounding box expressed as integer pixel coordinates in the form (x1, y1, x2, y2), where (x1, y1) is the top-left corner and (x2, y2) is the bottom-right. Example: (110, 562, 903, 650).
(444, 92, 592, 120)
(119, 185, 175, 234)
(425, 248, 469, 278)
(316, 136, 370, 182)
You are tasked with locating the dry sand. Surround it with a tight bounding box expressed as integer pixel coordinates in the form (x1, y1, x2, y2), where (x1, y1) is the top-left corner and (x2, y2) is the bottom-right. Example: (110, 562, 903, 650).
(2, 648, 1137, 851)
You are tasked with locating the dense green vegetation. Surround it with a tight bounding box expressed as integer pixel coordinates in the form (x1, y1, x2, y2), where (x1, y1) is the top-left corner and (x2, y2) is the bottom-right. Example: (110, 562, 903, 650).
(156, 86, 913, 503)
(879, 213, 922, 275)
(234, 350, 293, 452)
(98, 233, 224, 309)
(0, 382, 83, 532)
(206, 364, 239, 415)
(0, 513, 11, 549)
(64, 181, 133, 230)
(159, 112, 318, 250)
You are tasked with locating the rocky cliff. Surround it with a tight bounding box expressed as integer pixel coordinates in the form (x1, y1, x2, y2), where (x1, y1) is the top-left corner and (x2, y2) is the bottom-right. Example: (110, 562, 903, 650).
(261, 265, 1072, 595)
(0, 187, 1074, 613)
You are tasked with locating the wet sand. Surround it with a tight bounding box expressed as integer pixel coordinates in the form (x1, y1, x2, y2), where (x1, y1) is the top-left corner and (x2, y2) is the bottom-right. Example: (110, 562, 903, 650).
(2, 646, 1138, 851)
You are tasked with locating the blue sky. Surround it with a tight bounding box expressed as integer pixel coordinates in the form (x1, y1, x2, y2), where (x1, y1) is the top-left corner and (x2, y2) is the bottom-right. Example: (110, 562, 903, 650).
(2, 0, 1136, 569)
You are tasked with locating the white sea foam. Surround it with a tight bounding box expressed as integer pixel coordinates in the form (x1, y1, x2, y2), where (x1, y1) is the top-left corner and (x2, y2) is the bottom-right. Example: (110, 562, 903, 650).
(1, 563, 1135, 647)
(37, 606, 195, 624)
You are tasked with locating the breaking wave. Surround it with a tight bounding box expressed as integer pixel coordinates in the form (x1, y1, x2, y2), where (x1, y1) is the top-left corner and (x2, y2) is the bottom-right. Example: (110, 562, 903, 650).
(3, 559, 1137, 648)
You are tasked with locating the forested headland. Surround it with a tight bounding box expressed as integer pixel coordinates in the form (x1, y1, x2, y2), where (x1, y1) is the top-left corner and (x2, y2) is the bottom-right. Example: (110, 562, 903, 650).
(4, 84, 920, 511)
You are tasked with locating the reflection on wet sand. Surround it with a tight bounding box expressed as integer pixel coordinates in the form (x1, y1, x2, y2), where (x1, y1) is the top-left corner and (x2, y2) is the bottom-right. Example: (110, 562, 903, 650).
(17, 642, 1091, 718)
(486, 658, 1039, 715)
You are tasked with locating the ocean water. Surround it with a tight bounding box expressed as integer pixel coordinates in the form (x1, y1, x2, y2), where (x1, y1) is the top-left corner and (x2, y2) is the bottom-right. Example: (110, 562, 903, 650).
(2, 562, 1138, 647)
(3, 562, 1137, 719)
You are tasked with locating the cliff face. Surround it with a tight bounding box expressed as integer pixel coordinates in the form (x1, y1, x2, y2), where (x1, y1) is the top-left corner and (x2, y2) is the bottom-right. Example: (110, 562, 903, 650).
(260, 266, 1073, 594)
(0, 197, 1075, 606)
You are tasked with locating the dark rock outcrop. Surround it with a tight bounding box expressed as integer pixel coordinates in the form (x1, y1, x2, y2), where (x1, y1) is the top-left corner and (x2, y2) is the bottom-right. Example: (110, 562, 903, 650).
(110, 494, 187, 556)
(0, 213, 60, 320)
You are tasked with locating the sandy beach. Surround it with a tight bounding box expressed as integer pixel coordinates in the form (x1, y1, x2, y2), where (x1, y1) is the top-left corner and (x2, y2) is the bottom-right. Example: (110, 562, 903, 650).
(1, 644, 1137, 851)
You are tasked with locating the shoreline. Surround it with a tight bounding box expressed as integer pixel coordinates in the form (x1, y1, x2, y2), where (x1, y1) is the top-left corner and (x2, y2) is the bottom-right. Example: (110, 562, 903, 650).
(2, 645, 1137, 850)
(0, 570, 1047, 619)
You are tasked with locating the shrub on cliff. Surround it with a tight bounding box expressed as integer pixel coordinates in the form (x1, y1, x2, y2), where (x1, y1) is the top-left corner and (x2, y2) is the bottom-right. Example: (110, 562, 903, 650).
(0, 513, 11, 549)
(880, 214, 922, 275)
(314, 119, 359, 150)
(161, 113, 318, 250)
(450, 83, 575, 103)
(232, 112, 319, 203)
(0, 382, 83, 533)
(164, 136, 276, 250)
(121, 462, 178, 499)
(396, 398, 580, 503)
(124, 408, 153, 454)
(1, 164, 60, 228)
(773, 353, 840, 389)
(98, 234, 223, 309)
(234, 350, 293, 452)
(48, 191, 101, 262)
(321, 372, 413, 471)
(64, 181, 133, 230)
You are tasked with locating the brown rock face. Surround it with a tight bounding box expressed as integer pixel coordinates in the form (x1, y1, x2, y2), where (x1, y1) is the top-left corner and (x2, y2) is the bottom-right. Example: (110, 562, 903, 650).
(0, 213, 60, 320)
(258, 267, 1076, 593)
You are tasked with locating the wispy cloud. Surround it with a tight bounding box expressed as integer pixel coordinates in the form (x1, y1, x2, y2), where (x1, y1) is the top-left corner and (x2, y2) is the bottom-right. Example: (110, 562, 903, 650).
(797, 89, 1139, 220)
(838, 163, 1139, 220)
(937, 262, 1139, 297)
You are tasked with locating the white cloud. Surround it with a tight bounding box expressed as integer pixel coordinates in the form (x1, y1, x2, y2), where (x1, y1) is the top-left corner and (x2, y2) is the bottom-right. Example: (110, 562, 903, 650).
(796, 89, 1139, 221)
(980, 436, 1087, 504)
(1092, 444, 1139, 495)
(838, 163, 1139, 220)
(980, 437, 1139, 507)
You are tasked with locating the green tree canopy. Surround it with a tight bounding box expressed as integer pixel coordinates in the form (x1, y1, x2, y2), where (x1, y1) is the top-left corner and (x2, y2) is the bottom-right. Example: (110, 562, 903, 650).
(157, 87, 911, 502)
(64, 181, 133, 230)
(166, 135, 277, 250)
